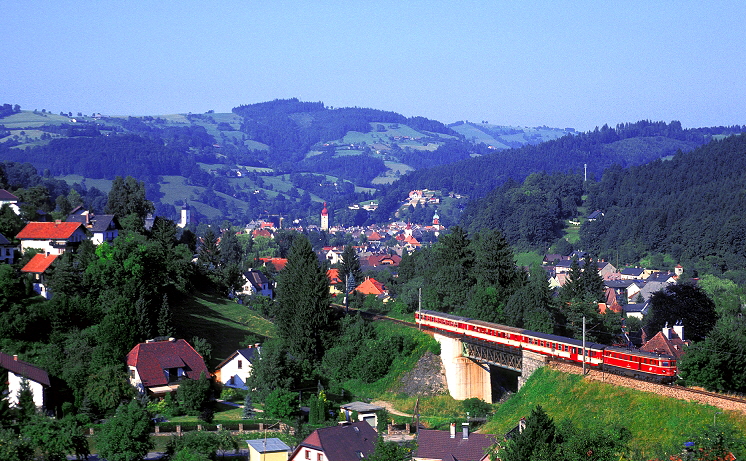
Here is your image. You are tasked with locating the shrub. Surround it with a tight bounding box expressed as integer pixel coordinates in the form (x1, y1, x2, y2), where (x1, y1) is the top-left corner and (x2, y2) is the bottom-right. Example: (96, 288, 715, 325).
(199, 408, 214, 423)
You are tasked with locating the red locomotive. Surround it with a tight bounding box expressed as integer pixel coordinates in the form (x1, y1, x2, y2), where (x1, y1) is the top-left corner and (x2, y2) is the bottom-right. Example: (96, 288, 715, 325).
(415, 309, 677, 383)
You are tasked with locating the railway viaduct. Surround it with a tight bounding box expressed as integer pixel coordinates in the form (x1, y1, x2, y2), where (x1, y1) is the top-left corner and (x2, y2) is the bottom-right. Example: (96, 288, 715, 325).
(435, 333, 548, 403)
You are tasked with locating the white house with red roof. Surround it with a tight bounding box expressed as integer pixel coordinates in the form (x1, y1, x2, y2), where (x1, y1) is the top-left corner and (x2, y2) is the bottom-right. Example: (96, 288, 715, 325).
(21, 253, 58, 299)
(16, 221, 89, 255)
(0, 352, 51, 410)
(126, 338, 210, 396)
(289, 421, 377, 461)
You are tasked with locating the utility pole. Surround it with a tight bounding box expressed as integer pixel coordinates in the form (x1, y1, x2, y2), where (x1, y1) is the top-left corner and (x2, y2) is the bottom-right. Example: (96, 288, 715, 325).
(582, 316, 586, 376)
(418, 287, 422, 330)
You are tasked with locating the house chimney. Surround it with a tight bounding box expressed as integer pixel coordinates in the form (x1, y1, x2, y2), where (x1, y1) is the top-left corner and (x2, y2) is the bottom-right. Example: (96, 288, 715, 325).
(450, 423, 456, 439)
(13, 355, 18, 361)
(462, 422, 469, 439)
(662, 322, 671, 339)
(169, 337, 176, 342)
(673, 321, 684, 340)
(519, 417, 526, 433)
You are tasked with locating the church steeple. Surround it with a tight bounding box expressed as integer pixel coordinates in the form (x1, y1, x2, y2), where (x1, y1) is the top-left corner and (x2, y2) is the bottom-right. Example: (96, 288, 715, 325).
(178, 199, 191, 228)
(320, 202, 329, 231)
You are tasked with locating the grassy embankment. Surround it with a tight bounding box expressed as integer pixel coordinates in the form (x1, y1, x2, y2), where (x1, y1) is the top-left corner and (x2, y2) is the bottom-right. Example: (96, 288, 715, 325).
(481, 367, 746, 455)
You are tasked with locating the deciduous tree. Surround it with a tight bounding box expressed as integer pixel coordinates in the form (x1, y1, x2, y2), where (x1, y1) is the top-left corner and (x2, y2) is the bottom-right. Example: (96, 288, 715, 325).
(96, 399, 153, 461)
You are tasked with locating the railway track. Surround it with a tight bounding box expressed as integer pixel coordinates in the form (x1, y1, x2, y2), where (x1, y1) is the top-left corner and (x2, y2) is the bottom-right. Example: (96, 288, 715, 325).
(331, 303, 419, 328)
(549, 360, 746, 413)
(334, 305, 746, 412)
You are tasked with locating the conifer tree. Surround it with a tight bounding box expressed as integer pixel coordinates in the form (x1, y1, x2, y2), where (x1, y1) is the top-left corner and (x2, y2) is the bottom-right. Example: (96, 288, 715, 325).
(338, 244, 362, 293)
(242, 393, 254, 419)
(16, 377, 37, 421)
(157, 294, 174, 337)
(500, 405, 557, 461)
(275, 237, 335, 363)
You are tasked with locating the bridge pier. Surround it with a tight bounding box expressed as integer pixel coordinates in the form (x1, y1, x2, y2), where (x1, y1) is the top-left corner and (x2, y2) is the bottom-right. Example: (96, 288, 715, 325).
(435, 334, 493, 403)
(518, 350, 548, 390)
(435, 334, 549, 400)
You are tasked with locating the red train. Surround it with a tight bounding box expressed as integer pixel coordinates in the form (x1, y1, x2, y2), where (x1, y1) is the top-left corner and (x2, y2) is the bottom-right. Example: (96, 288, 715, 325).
(415, 309, 677, 383)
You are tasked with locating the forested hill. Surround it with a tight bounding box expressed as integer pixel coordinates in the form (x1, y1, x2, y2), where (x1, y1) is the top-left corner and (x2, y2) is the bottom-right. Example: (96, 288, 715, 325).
(232, 98, 457, 163)
(376, 121, 743, 204)
(578, 133, 746, 275)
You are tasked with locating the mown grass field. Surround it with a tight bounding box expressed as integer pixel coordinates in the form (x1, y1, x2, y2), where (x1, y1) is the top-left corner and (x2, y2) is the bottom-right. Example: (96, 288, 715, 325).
(56, 175, 114, 193)
(172, 292, 276, 368)
(482, 367, 746, 455)
(514, 251, 543, 267)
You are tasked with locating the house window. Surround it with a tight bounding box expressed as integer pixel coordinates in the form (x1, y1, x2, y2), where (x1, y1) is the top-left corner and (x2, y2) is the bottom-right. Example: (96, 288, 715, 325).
(237, 360, 242, 369)
(305, 450, 310, 460)
(318, 454, 323, 461)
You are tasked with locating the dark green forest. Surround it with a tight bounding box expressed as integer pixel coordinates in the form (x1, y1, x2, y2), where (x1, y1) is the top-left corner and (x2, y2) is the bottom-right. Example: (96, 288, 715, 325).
(579, 133, 746, 278)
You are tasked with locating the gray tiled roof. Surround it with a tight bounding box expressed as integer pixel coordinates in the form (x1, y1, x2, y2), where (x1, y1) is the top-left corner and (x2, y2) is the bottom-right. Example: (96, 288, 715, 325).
(247, 438, 290, 453)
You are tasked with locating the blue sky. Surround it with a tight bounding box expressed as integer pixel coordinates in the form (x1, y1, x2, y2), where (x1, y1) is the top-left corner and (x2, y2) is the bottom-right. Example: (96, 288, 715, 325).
(3, 1, 744, 131)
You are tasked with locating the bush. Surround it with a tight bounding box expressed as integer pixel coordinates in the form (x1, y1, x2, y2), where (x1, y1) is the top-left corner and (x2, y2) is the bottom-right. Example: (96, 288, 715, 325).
(177, 373, 212, 416)
(264, 388, 298, 421)
(199, 408, 214, 423)
(220, 387, 246, 402)
(462, 398, 492, 418)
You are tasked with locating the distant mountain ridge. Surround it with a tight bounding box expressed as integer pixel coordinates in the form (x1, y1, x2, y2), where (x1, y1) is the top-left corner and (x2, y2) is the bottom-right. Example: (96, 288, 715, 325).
(1, 100, 743, 229)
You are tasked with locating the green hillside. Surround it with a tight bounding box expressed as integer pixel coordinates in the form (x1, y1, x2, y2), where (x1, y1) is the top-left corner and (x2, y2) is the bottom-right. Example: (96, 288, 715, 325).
(483, 367, 746, 455)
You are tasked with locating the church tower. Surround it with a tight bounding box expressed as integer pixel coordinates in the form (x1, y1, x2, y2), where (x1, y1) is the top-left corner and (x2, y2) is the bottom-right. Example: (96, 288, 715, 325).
(320, 202, 329, 231)
(178, 200, 191, 228)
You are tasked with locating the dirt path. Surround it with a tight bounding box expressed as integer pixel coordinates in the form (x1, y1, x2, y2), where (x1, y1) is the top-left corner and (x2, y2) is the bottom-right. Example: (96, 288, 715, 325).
(371, 400, 414, 418)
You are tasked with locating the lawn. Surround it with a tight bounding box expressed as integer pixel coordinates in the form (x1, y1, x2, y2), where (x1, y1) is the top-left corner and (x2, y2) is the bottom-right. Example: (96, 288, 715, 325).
(172, 292, 276, 368)
(514, 251, 542, 267)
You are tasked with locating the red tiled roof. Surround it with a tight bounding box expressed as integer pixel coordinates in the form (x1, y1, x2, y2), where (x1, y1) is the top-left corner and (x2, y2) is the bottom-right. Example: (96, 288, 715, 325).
(291, 422, 376, 461)
(21, 253, 58, 273)
(259, 257, 287, 271)
(367, 254, 401, 267)
(640, 331, 688, 360)
(598, 301, 623, 315)
(252, 228, 273, 238)
(355, 277, 386, 295)
(126, 339, 209, 388)
(327, 269, 342, 285)
(0, 352, 51, 387)
(368, 231, 382, 241)
(16, 221, 85, 240)
(415, 428, 497, 461)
